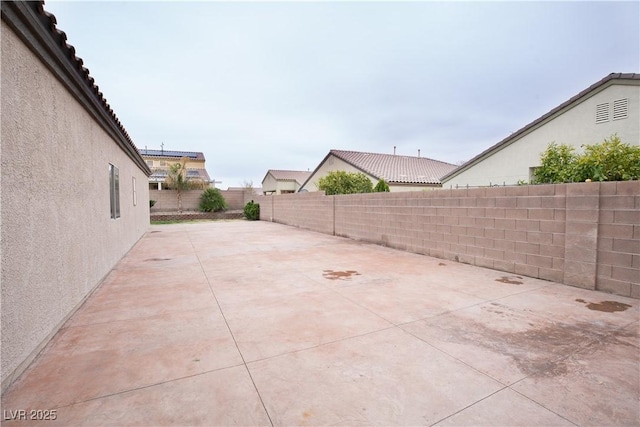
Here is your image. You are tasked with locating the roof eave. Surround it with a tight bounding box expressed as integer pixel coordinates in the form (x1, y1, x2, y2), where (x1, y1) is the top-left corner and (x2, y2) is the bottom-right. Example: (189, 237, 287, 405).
(1, 1, 152, 176)
(442, 72, 640, 182)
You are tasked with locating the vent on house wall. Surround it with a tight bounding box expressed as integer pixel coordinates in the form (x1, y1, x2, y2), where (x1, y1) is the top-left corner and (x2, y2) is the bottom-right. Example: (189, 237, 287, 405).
(613, 98, 628, 120)
(595, 102, 610, 124)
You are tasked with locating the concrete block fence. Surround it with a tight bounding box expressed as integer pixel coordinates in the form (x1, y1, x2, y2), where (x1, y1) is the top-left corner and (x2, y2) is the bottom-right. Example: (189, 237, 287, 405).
(150, 188, 255, 212)
(256, 181, 640, 298)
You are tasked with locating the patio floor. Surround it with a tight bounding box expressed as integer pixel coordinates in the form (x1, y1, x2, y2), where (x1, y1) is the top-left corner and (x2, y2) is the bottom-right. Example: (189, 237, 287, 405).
(2, 220, 638, 426)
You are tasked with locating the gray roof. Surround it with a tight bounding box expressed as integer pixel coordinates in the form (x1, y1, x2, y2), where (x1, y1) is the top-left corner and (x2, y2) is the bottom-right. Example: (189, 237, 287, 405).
(263, 170, 312, 186)
(442, 72, 640, 181)
(314, 150, 457, 185)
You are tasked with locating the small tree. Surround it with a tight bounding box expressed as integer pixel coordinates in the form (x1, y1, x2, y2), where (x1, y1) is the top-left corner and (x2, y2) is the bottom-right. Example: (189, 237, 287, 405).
(244, 200, 260, 221)
(164, 157, 191, 213)
(533, 142, 578, 184)
(574, 135, 640, 182)
(533, 136, 640, 184)
(199, 188, 227, 212)
(317, 171, 373, 195)
(374, 178, 390, 192)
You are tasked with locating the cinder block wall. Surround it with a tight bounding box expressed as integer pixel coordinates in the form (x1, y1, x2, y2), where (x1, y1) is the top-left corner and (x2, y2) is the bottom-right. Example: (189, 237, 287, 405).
(596, 182, 640, 296)
(150, 189, 248, 212)
(272, 192, 335, 235)
(256, 182, 639, 298)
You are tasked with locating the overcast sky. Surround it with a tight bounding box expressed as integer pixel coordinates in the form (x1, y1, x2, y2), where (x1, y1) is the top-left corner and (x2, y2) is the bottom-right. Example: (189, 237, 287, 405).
(45, 1, 639, 189)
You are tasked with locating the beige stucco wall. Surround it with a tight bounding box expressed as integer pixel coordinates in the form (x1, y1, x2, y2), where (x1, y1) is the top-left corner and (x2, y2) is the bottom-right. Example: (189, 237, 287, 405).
(443, 83, 640, 188)
(1, 21, 150, 391)
(262, 174, 302, 194)
(261, 173, 278, 194)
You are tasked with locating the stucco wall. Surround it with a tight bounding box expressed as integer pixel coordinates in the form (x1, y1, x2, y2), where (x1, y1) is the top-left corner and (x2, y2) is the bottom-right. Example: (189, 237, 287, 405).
(262, 174, 278, 194)
(444, 83, 640, 188)
(1, 21, 150, 391)
(261, 174, 298, 195)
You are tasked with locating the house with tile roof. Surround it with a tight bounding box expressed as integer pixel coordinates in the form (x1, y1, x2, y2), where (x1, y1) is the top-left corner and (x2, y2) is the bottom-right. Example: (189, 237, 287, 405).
(140, 148, 212, 190)
(300, 150, 457, 193)
(1, 1, 151, 393)
(262, 170, 312, 195)
(442, 73, 640, 188)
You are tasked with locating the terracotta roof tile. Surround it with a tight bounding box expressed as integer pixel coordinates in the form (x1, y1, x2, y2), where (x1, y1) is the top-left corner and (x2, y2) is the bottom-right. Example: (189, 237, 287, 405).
(329, 150, 457, 184)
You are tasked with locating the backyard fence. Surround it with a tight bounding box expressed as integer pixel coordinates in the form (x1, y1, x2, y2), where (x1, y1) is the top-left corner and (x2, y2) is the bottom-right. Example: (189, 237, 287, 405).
(150, 188, 257, 212)
(256, 181, 640, 299)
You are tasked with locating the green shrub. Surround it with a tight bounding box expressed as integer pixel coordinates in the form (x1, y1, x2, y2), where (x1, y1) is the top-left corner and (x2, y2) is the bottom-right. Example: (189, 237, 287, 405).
(533, 142, 578, 184)
(533, 135, 640, 184)
(199, 188, 227, 212)
(573, 135, 640, 182)
(317, 171, 373, 195)
(374, 178, 390, 192)
(149, 200, 157, 208)
(244, 200, 260, 221)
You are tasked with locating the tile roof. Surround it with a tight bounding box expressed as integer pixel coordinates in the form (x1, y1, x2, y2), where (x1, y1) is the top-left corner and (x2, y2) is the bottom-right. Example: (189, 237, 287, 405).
(1, 1, 151, 175)
(327, 150, 457, 184)
(140, 149, 205, 160)
(442, 72, 640, 181)
(265, 170, 312, 185)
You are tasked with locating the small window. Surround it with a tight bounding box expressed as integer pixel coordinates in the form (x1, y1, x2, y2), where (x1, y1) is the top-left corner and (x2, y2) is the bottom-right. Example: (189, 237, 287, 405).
(595, 102, 609, 124)
(160, 161, 166, 166)
(146, 160, 153, 167)
(613, 98, 628, 120)
(132, 176, 137, 206)
(529, 167, 540, 183)
(109, 164, 120, 219)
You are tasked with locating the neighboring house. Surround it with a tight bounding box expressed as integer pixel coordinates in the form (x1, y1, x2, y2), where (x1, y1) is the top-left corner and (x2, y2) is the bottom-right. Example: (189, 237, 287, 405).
(1, 2, 151, 393)
(262, 170, 312, 194)
(140, 149, 212, 190)
(300, 150, 457, 192)
(442, 73, 640, 188)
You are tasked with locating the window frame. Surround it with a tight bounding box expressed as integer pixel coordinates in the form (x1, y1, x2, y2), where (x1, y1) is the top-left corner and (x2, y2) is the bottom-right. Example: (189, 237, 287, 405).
(109, 163, 120, 219)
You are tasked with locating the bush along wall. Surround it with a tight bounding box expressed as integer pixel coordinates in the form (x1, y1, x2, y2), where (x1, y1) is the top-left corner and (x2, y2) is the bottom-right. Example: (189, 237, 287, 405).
(244, 200, 260, 221)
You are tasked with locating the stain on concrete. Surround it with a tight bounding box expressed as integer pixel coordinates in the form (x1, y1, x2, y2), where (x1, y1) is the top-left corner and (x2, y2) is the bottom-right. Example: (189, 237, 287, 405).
(431, 303, 617, 378)
(150, 231, 161, 234)
(495, 276, 524, 285)
(438, 263, 446, 266)
(323, 270, 361, 280)
(144, 258, 171, 262)
(575, 299, 632, 313)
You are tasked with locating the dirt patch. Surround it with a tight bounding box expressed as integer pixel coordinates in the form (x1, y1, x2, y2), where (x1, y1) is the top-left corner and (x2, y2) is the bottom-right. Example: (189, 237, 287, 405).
(323, 270, 360, 280)
(495, 276, 523, 285)
(575, 299, 632, 313)
(145, 258, 171, 262)
(438, 263, 446, 266)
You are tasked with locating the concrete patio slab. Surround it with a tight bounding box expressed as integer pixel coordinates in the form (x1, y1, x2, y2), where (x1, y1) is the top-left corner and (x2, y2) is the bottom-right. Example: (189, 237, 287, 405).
(248, 327, 503, 426)
(2, 220, 638, 426)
